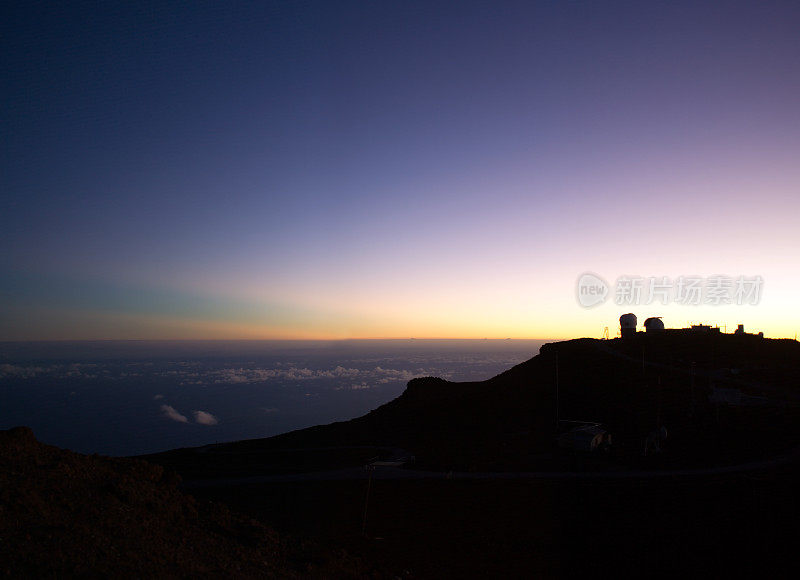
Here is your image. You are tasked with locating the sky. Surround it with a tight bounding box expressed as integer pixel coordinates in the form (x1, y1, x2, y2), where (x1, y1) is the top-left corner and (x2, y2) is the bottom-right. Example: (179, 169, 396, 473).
(2, 0, 800, 340)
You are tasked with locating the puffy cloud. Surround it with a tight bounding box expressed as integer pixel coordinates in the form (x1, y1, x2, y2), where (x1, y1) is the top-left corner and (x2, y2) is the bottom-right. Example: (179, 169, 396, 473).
(153, 394, 164, 400)
(0, 364, 45, 378)
(210, 365, 367, 384)
(321, 366, 361, 378)
(193, 410, 218, 425)
(372, 366, 418, 382)
(283, 368, 316, 380)
(214, 370, 250, 383)
(212, 368, 279, 384)
(160, 404, 188, 423)
(64, 363, 98, 379)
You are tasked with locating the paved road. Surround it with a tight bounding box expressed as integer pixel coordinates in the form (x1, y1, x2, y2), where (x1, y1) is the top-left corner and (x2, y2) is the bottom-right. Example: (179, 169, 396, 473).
(182, 443, 800, 488)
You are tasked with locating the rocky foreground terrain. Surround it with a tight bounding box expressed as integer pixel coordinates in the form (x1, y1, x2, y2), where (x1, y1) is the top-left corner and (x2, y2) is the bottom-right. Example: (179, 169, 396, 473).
(0, 426, 371, 578)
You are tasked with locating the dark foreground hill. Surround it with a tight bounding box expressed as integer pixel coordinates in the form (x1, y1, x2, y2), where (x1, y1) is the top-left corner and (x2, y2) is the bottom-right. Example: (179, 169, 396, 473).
(143, 333, 800, 578)
(0, 427, 373, 578)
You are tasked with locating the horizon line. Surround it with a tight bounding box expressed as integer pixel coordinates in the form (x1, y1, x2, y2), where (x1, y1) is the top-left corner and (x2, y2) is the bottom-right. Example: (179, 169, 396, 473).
(0, 336, 562, 343)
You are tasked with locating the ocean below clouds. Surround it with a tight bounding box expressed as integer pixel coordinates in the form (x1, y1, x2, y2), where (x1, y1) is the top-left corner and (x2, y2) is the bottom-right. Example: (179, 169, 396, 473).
(0, 339, 546, 456)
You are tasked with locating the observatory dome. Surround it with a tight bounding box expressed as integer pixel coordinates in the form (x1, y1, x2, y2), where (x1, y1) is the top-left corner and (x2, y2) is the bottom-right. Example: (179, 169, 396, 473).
(644, 317, 665, 332)
(619, 313, 637, 338)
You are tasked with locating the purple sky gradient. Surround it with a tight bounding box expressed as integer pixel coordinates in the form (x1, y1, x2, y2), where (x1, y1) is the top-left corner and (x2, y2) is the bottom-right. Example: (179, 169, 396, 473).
(3, 1, 799, 339)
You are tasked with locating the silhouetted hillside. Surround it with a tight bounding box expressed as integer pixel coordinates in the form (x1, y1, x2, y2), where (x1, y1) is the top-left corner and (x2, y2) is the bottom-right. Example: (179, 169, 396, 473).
(0, 427, 373, 578)
(149, 333, 800, 475)
(142, 334, 800, 579)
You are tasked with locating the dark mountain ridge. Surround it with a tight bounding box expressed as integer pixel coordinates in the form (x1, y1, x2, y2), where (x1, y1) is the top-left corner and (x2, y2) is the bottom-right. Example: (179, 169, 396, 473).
(149, 333, 800, 475)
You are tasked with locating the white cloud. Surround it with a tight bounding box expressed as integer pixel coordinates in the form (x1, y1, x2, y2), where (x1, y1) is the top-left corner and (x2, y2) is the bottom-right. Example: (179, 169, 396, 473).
(283, 368, 316, 380)
(160, 404, 189, 423)
(331, 366, 361, 378)
(0, 364, 45, 378)
(210, 365, 366, 384)
(193, 410, 218, 425)
(153, 394, 164, 400)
